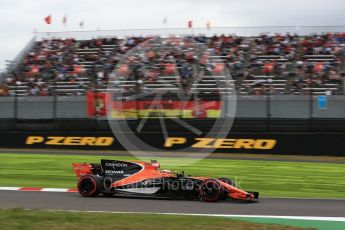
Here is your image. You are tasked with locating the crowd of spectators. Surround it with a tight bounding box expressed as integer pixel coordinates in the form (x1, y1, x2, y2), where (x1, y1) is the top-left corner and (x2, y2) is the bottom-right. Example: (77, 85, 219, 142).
(109, 36, 232, 95)
(241, 33, 345, 95)
(1, 32, 345, 96)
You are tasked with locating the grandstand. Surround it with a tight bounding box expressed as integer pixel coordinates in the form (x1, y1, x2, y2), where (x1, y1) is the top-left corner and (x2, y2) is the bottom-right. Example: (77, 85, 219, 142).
(1, 31, 344, 97)
(1, 28, 345, 133)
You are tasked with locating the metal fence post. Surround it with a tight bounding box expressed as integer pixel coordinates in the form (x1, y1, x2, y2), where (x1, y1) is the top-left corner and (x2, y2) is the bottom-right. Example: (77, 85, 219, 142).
(266, 90, 271, 132)
(14, 76, 18, 121)
(52, 76, 57, 120)
(308, 78, 314, 131)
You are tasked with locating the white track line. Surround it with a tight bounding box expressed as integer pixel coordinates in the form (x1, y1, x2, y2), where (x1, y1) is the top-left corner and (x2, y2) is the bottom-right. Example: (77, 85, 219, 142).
(51, 210, 345, 222)
(41, 188, 70, 192)
(0, 187, 76, 192)
(261, 196, 345, 201)
(0, 187, 21, 190)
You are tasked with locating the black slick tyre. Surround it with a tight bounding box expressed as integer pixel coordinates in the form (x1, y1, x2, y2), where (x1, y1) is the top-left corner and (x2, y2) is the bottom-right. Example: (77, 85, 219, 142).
(77, 175, 103, 197)
(199, 179, 223, 202)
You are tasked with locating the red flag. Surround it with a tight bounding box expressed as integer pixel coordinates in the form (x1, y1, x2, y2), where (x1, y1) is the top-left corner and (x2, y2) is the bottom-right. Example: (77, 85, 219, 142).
(188, 20, 193, 28)
(44, 15, 52, 24)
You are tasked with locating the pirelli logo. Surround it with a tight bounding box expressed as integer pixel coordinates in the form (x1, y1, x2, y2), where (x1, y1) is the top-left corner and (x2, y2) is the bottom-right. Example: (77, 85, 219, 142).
(25, 135, 276, 150)
(26, 136, 114, 146)
(164, 137, 276, 150)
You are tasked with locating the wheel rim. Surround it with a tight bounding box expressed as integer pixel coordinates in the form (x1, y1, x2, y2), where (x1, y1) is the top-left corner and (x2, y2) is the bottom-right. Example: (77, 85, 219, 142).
(200, 180, 221, 201)
(78, 177, 96, 196)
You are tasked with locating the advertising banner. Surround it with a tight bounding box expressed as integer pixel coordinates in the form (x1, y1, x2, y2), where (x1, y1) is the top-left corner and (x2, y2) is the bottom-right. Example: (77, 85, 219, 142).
(1, 131, 344, 156)
(111, 100, 221, 119)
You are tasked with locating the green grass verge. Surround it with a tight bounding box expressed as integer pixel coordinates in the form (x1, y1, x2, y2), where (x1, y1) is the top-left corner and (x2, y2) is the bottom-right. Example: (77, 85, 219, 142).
(0, 153, 344, 198)
(0, 208, 309, 230)
(233, 217, 345, 230)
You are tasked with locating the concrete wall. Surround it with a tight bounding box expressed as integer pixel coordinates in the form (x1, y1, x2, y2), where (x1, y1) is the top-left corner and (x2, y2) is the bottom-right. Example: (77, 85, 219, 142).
(236, 95, 345, 118)
(0, 95, 345, 119)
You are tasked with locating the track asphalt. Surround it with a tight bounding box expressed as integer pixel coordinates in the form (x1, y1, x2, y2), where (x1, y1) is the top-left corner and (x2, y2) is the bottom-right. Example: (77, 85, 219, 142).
(0, 191, 344, 217)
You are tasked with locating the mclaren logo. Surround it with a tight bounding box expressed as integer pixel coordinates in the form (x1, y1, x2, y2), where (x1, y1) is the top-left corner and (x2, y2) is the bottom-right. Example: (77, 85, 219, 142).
(25, 136, 114, 146)
(164, 137, 276, 150)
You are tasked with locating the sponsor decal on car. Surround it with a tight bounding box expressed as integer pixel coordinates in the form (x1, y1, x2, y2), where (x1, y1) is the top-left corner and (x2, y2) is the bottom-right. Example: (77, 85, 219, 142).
(104, 170, 124, 174)
(105, 162, 128, 168)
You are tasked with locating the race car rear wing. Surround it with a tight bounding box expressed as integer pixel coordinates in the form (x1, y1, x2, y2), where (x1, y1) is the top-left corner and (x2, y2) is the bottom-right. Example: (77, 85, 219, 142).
(72, 163, 93, 179)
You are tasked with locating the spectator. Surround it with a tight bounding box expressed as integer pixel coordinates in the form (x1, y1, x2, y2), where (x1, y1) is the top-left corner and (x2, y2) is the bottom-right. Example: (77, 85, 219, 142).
(1, 32, 344, 97)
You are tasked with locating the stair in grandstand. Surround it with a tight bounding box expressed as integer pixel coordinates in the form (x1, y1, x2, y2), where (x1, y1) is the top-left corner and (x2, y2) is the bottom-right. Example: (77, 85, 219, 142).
(303, 54, 336, 63)
(76, 43, 118, 69)
(256, 55, 290, 62)
(291, 83, 342, 95)
(7, 84, 29, 96)
(190, 76, 235, 95)
(50, 79, 91, 95)
(240, 75, 288, 95)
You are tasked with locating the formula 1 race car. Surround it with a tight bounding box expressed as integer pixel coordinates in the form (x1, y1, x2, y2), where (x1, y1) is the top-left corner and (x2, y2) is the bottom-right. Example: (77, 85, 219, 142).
(72, 159, 259, 202)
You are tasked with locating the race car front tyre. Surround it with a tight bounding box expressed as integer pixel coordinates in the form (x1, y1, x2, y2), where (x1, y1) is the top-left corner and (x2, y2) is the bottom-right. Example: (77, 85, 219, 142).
(77, 175, 103, 197)
(199, 179, 223, 202)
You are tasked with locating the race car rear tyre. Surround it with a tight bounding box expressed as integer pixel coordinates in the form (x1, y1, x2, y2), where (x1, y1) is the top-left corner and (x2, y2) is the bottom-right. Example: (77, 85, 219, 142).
(218, 177, 235, 187)
(77, 175, 103, 197)
(199, 179, 223, 202)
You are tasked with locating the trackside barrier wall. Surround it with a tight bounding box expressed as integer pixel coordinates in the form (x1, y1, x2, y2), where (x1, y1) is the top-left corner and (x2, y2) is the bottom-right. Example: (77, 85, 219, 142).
(1, 95, 345, 119)
(0, 131, 344, 156)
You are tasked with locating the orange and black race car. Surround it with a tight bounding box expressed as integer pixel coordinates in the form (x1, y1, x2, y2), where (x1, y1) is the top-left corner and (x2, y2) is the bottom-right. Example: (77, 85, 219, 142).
(72, 159, 259, 202)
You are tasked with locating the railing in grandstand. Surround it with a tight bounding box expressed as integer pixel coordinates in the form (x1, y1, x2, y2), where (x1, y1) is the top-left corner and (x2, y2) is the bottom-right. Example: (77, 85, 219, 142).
(0, 71, 5, 83)
(34, 26, 345, 40)
(5, 36, 36, 73)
